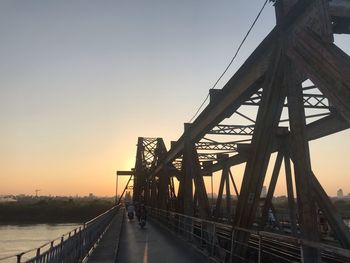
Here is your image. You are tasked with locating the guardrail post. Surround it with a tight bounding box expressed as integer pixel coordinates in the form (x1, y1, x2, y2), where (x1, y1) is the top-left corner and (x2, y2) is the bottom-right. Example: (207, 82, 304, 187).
(230, 229, 234, 263)
(190, 218, 193, 241)
(177, 214, 179, 233)
(300, 243, 304, 263)
(60, 236, 64, 260)
(211, 224, 216, 256)
(166, 210, 170, 228)
(78, 226, 83, 261)
(200, 221, 203, 248)
(16, 253, 22, 263)
(258, 234, 262, 263)
(36, 247, 40, 257)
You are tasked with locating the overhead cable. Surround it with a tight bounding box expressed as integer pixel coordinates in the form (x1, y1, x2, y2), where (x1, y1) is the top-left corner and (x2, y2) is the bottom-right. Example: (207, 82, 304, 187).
(188, 0, 269, 123)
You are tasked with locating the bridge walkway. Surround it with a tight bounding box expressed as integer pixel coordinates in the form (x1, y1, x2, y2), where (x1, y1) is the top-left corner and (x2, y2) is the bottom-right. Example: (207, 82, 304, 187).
(88, 208, 124, 263)
(116, 215, 209, 263)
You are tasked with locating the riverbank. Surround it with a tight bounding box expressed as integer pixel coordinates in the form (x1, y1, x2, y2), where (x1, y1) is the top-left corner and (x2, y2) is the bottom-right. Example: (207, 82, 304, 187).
(0, 199, 114, 224)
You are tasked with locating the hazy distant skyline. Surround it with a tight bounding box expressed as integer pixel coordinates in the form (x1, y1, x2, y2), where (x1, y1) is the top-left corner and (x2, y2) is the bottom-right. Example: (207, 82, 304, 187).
(1, 0, 349, 197)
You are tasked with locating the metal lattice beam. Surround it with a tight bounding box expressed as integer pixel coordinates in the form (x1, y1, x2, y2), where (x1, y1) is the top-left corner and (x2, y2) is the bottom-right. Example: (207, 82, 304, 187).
(196, 141, 238, 151)
(208, 124, 254, 135)
(243, 90, 330, 109)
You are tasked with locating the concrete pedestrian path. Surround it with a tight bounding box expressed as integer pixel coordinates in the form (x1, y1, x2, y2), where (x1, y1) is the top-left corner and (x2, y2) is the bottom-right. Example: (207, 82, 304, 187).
(88, 209, 124, 263)
(116, 215, 208, 263)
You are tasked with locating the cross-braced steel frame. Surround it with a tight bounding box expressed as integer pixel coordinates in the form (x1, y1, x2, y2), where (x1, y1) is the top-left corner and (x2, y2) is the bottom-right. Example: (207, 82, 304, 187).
(127, 1, 350, 262)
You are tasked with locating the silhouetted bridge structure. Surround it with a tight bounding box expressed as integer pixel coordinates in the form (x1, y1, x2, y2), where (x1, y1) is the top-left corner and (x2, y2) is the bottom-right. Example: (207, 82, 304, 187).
(2, 0, 350, 262)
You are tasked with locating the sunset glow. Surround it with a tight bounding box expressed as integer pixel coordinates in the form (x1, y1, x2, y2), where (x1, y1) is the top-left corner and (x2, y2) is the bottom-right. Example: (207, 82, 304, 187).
(0, 0, 349, 198)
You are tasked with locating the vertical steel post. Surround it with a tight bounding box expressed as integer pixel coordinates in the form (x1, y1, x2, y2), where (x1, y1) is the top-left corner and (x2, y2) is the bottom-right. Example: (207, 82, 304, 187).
(182, 123, 194, 216)
(284, 148, 297, 236)
(225, 163, 231, 221)
(211, 173, 214, 206)
(115, 171, 118, 205)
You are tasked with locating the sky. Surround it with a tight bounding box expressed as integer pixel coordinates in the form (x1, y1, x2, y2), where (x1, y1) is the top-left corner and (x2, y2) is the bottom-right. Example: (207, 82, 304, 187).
(0, 0, 349, 197)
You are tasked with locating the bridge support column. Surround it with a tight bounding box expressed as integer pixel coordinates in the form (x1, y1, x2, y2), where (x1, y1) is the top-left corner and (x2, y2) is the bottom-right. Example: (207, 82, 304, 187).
(259, 151, 283, 230)
(154, 138, 171, 210)
(215, 166, 225, 219)
(144, 176, 151, 206)
(192, 146, 211, 219)
(179, 123, 210, 218)
(232, 47, 286, 261)
(150, 175, 158, 207)
(228, 170, 239, 199)
(225, 166, 231, 221)
(157, 168, 170, 210)
(286, 61, 321, 262)
(214, 154, 231, 220)
(133, 137, 145, 203)
(284, 147, 298, 237)
(180, 123, 194, 216)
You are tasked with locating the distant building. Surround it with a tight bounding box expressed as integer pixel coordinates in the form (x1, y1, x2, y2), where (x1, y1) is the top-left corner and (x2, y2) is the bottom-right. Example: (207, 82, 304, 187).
(0, 196, 17, 203)
(337, 188, 344, 198)
(261, 186, 267, 198)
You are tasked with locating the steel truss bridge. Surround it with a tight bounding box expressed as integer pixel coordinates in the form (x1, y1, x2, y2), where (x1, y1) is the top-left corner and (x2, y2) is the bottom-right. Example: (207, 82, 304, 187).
(4, 0, 350, 263)
(118, 0, 350, 262)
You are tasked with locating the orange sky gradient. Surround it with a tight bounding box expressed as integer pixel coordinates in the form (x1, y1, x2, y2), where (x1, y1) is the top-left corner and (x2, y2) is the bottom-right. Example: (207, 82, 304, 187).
(0, 1, 349, 198)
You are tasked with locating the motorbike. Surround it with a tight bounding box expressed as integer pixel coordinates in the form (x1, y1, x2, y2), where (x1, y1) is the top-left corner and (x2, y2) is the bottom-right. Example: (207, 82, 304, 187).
(128, 211, 134, 220)
(139, 216, 146, 228)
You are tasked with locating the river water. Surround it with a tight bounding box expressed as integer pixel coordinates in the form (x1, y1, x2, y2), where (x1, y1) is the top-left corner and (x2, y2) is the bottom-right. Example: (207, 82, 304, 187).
(0, 223, 81, 263)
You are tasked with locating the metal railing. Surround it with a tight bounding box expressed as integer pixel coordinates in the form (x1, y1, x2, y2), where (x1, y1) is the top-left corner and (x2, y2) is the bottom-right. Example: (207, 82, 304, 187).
(148, 207, 350, 263)
(0, 205, 120, 263)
